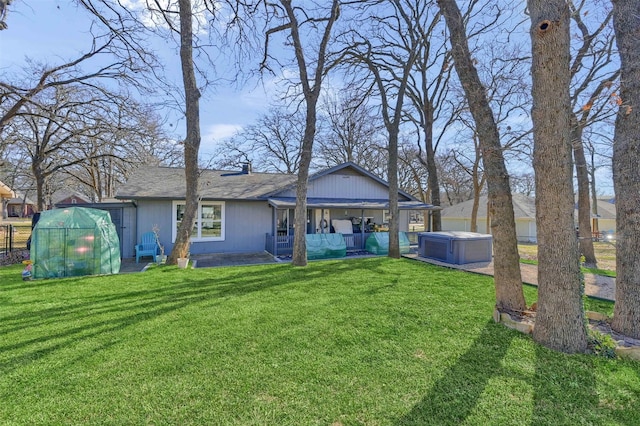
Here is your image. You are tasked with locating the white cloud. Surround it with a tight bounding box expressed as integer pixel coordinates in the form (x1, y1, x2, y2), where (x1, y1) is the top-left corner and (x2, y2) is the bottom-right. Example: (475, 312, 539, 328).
(204, 123, 243, 141)
(200, 123, 243, 153)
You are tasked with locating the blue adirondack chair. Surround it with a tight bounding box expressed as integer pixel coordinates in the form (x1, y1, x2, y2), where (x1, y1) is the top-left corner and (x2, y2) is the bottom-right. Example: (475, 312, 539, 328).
(135, 231, 158, 263)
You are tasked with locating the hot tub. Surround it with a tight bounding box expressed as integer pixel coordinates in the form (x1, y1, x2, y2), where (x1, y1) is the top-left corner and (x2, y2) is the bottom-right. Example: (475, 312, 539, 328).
(418, 231, 493, 264)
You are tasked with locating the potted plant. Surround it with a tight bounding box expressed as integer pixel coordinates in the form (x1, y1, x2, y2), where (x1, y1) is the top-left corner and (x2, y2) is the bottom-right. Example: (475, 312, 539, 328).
(177, 240, 191, 269)
(152, 224, 167, 264)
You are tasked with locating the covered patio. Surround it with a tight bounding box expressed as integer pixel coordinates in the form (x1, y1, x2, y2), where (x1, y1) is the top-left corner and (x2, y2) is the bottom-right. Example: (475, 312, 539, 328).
(264, 197, 440, 256)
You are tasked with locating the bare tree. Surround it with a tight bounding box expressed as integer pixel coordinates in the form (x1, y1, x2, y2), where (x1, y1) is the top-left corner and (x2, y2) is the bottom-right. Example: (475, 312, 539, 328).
(397, 140, 428, 201)
(6, 83, 133, 210)
(340, 0, 423, 258)
(528, 0, 587, 353)
(402, 3, 451, 232)
(63, 102, 179, 200)
(316, 87, 385, 170)
(438, 0, 526, 313)
(568, 1, 620, 267)
(510, 172, 535, 196)
(214, 106, 304, 174)
(0, 0, 10, 30)
(0, 36, 140, 132)
(76, 0, 262, 265)
(437, 151, 476, 206)
(610, 0, 640, 339)
(262, 0, 341, 266)
(165, 0, 202, 264)
(449, 129, 486, 233)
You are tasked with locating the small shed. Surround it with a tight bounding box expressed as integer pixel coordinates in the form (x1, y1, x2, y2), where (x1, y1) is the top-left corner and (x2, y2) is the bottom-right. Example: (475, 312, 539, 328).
(30, 207, 121, 279)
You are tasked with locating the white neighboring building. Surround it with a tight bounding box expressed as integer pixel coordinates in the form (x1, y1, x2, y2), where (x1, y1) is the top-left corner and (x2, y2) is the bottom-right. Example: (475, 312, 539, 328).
(590, 198, 617, 237)
(440, 194, 617, 243)
(440, 194, 537, 243)
(0, 181, 15, 221)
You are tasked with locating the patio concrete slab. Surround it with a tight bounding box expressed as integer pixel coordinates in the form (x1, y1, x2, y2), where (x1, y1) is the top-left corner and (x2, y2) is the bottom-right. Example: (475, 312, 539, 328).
(118, 252, 278, 272)
(191, 252, 278, 268)
(119, 258, 152, 273)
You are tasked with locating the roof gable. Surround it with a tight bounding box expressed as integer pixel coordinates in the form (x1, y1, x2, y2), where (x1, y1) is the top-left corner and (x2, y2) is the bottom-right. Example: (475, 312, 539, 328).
(117, 162, 418, 202)
(116, 166, 297, 200)
(265, 162, 417, 201)
(0, 180, 14, 198)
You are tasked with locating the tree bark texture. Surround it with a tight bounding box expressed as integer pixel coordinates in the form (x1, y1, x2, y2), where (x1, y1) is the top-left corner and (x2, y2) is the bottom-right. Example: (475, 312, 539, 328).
(32, 159, 45, 212)
(611, 0, 640, 339)
(423, 102, 442, 231)
(528, 0, 587, 353)
(170, 0, 201, 264)
(285, 0, 340, 266)
(571, 118, 597, 267)
(292, 103, 317, 267)
(438, 0, 525, 312)
(388, 126, 400, 259)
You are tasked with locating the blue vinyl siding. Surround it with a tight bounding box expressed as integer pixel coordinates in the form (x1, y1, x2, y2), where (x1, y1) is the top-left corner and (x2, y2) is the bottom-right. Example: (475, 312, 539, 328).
(136, 199, 272, 255)
(277, 174, 391, 199)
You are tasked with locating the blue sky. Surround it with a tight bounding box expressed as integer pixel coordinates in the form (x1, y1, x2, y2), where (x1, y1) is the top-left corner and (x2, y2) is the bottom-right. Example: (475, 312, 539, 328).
(0, 0, 279, 155)
(0, 1, 616, 194)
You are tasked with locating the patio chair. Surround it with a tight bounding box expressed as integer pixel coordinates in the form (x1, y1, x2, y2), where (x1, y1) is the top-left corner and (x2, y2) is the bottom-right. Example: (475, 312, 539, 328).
(135, 231, 158, 263)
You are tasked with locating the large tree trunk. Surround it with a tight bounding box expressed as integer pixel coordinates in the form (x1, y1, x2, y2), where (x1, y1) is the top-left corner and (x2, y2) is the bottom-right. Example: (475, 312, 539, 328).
(611, 0, 640, 339)
(438, 0, 526, 313)
(286, 0, 340, 266)
(388, 127, 400, 259)
(589, 148, 600, 233)
(469, 146, 483, 233)
(423, 103, 442, 231)
(32, 158, 46, 212)
(169, 0, 201, 264)
(292, 101, 318, 266)
(571, 118, 597, 267)
(528, 0, 587, 353)
(470, 184, 479, 233)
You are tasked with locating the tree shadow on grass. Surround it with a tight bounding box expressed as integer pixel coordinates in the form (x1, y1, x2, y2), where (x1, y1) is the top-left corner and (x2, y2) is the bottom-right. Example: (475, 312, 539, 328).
(0, 259, 390, 373)
(532, 343, 598, 425)
(396, 320, 518, 425)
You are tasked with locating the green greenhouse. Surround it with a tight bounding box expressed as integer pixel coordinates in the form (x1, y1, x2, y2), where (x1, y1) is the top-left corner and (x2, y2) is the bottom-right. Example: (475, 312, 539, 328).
(30, 207, 121, 279)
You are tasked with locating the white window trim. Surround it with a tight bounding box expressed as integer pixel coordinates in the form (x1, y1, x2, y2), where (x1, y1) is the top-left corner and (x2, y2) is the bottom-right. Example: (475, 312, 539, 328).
(171, 200, 225, 243)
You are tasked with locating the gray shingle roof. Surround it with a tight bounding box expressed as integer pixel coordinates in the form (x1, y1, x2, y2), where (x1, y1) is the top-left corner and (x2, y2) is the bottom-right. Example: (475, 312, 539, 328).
(593, 198, 616, 220)
(441, 194, 617, 220)
(441, 194, 536, 219)
(116, 166, 298, 200)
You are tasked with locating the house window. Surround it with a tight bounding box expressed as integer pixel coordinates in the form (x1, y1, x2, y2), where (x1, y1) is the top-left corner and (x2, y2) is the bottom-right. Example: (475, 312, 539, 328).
(276, 209, 293, 236)
(172, 201, 225, 242)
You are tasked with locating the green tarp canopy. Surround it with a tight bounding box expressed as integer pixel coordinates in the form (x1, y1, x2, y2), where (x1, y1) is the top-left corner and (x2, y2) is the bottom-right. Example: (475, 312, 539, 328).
(30, 207, 121, 279)
(365, 232, 411, 255)
(305, 233, 347, 260)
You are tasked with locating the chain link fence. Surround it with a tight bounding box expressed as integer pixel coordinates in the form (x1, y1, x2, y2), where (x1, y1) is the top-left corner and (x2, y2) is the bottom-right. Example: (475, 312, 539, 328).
(1, 223, 32, 265)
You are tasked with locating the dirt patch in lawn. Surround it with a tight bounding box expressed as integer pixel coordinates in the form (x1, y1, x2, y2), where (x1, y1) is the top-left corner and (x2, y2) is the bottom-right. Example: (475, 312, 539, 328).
(518, 242, 616, 272)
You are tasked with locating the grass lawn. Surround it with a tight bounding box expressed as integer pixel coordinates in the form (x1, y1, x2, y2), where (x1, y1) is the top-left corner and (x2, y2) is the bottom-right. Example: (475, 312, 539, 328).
(1, 258, 638, 425)
(519, 242, 617, 275)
